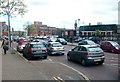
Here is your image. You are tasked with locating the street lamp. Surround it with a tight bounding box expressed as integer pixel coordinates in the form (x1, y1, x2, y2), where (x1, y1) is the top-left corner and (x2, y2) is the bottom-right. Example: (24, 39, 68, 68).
(74, 19, 80, 37)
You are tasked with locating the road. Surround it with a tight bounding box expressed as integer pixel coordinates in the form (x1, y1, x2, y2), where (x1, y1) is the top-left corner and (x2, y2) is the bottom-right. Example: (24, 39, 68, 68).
(13, 42, 118, 80)
(49, 45, 118, 80)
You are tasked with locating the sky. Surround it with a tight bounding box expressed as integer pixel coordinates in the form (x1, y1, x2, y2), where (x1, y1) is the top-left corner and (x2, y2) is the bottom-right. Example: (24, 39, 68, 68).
(0, 0, 119, 31)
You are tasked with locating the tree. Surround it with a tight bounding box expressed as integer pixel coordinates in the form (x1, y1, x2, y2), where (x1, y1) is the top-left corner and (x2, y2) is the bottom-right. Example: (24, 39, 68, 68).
(0, 0, 27, 47)
(95, 29, 101, 36)
(23, 22, 37, 36)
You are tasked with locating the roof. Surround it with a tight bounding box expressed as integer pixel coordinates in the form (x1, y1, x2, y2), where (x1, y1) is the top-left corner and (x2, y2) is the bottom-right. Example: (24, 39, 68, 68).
(79, 24, 117, 31)
(49, 42, 61, 44)
(78, 45, 99, 48)
(29, 42, 43, 44)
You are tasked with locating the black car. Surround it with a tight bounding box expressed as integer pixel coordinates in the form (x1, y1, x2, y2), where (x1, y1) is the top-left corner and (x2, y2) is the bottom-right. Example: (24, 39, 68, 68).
(67, 45, 105, 66)
(23, 42, 48, 60)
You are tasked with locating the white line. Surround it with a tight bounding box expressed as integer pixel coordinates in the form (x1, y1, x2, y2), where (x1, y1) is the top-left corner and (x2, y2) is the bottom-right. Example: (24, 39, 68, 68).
(13, 48, 30, 63)
(17, 52, 30, 63)
(59, 63, 90, 81)
(53, 77, 58, 80)
(57, 76, 64, 81)
(103, 63, 118, 67)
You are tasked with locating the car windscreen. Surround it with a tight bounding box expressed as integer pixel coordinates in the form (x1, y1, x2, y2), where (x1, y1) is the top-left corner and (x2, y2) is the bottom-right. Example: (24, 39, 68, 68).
(52, 43, 62, 47)
(59, 38, 66, 41)
(88, 47, 103, 52)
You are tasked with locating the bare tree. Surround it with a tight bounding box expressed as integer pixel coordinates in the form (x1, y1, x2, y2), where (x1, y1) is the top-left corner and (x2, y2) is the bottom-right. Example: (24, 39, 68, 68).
(0, 0, 27, 47)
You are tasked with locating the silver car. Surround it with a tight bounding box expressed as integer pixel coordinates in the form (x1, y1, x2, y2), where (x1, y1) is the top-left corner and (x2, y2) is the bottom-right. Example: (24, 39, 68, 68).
(47, 42, 65, 55)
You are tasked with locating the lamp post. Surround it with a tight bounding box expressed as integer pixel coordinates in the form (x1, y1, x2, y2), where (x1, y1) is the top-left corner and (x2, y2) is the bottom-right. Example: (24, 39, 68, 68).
(74, 19, 80, 37)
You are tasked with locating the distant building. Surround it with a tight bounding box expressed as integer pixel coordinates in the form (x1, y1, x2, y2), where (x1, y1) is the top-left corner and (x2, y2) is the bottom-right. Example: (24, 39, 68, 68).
(0, 22, 8, 36)
(28, 21, 58, 36)
(79, 24, 117, 37)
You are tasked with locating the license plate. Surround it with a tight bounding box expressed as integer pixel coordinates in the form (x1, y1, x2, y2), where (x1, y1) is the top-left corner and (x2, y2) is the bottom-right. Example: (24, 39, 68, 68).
(94, 59, 101, 61)
(57, 48, 60, 50)
(36, 50, 42, 52)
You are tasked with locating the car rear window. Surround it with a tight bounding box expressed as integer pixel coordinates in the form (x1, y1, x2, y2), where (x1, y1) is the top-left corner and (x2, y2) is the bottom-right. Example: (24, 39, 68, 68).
(31, 44, 45, 48)
(88, 47, 103, 52)
(87, 40, 96, 45)
(110, 41, 120, 47)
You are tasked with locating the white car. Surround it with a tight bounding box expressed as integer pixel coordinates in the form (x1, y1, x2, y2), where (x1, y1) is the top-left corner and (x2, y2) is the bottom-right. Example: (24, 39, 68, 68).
(47, 42, 65, 55)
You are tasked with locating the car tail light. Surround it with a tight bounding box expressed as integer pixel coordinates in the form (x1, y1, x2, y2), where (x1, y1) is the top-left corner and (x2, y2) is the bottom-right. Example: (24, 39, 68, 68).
(19, 42, 22, 45)
(42, 48, 47, 52)
(29, 48, 32, 54)
(87, 52, 92, 55)
(100, 52, 104, 54)
(20, 45, 22, 49)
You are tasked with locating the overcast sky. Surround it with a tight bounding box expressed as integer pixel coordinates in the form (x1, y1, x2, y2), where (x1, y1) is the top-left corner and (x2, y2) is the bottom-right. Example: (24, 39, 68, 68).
(1, 0, 119, 31)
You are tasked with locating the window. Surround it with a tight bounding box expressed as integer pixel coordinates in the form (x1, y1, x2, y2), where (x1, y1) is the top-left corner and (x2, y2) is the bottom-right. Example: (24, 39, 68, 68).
(73, 46, 79, 51)
(79, 47, 87, 51)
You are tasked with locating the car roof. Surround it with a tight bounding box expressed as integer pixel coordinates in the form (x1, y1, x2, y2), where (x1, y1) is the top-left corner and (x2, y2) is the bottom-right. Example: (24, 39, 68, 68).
(78, 45, 99, 48)
(101, 41, 116, 43)
(50, 42, 61, 44)
(29, 42, 43, 44)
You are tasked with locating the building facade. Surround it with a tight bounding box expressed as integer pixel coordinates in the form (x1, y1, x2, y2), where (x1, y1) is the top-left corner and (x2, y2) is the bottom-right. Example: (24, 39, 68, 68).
(79, 24, 117, 37)
(28, 21, 59, 36)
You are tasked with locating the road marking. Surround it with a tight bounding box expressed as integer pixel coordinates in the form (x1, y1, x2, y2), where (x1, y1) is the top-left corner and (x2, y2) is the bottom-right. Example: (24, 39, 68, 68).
(17, 52, 30, 63)
(53, 76, 65, 82)
(59, 63, 90, 81)
(103, 63, 118, 67)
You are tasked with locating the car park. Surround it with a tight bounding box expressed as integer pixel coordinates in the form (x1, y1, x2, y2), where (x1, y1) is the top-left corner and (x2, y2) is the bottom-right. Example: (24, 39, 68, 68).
(47, 42, 65, 55)
(67, 45, 105, 66)
(23, 42, 48, 60)
(56, 38, 67, 45)
(78, 40, 99, 46)
(100, 41, 120, 54)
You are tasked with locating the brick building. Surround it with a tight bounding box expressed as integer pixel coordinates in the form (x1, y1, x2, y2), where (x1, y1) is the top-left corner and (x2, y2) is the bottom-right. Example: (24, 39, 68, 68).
(28, 21, 59, 36)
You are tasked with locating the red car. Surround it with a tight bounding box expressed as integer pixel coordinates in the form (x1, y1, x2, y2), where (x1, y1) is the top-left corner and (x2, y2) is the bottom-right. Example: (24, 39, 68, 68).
(100, 41, 120, 54)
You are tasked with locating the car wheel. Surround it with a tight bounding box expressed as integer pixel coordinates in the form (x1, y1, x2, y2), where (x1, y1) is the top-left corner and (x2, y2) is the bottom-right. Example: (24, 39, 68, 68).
(43, 56, 47, 59)
(81, 59, 87, 66)
(27, 55, 33, 60)
(67, 54, 71, 61)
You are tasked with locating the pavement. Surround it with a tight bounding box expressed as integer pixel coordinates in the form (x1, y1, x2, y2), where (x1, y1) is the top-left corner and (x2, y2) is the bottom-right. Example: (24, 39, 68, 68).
(1, 41, 89, 81)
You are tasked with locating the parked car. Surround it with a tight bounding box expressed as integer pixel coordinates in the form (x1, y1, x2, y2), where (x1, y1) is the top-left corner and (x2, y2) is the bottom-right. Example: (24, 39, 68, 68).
(16, 41, 29, 53)
(23, 42, 48, 60)
(48, 38, 57, 42)
(74, 37, 83, 42)
(47, 42, 65, 55)
(67, 45, 105, 66)
(56, 38, 67, 45)
(78, 40, 99, 46)
(100, 41, 120, 54)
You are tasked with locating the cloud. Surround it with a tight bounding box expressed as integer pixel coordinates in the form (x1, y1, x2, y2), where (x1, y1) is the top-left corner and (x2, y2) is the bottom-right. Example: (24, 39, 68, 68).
(1, 0, 119, 30)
